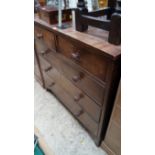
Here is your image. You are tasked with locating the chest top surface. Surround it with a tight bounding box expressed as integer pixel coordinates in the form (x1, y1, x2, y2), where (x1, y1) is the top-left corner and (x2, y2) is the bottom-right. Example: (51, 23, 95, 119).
(34, 16, 121, 60)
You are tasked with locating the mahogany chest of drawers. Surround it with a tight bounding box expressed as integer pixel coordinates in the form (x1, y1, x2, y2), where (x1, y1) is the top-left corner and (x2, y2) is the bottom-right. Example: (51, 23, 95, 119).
(34, 17, 121, 146)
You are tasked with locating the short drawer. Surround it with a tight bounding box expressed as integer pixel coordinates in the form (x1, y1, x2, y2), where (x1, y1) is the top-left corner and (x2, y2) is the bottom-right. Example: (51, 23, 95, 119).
(44, 72, 99, 136)
(34, 25, 56, 51)
(57, 36, 109, 81)
(43, 51, 106, 106)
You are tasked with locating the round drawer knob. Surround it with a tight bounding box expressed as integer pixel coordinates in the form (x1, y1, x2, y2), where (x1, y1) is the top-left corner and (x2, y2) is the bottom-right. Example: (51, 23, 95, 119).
(49, 81, 55, 87)
(40, 49, 50, 55)
(71, 52, 80, 61)
(74, 93, 84, 102)
(72, 75, 80, 82)
(74, 109, 83, 117)
(72, 73, 84, 82)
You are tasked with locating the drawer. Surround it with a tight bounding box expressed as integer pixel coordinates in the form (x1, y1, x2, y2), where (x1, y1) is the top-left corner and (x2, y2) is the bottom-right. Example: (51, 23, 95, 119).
(44, 72, 99, 136)
(43, 51, 106, 106)
(57, 36, 109, 81)
(44, 66, 101, 123)
(34, 25, 56, 51)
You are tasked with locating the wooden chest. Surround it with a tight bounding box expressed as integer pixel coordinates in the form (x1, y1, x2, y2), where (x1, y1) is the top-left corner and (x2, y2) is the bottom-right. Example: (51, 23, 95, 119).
(38, 6, 72, 24)
(34, 17, 121, 146)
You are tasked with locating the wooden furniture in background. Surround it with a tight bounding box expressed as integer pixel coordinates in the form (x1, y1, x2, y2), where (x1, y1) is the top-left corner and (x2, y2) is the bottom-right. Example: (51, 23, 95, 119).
(101, 81, 121, 155)
(38, 5, 72, 24)
(38, 0, 46, 6)
(34, 15, 121, 145)
(75, 0, 121, 45)
(98, 0, 108, 8)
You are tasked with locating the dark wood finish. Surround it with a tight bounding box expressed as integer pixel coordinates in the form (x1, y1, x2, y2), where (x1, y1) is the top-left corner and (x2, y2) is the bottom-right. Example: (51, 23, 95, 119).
(43, 68, 99, 136)
(42, 50, 106, 106)
(41, 59, 101, 123)
(38, 6, 72, 25)
(101, 81, 121, 155)
(108, 0, 117, 8)
(75, 0, 121, 45)
(82, 15, 110, 31)
(57, 36, 109, 81)
(35, 17, 121, 60)
(34, 16, 121, 146)
(108, 13, 121, 45)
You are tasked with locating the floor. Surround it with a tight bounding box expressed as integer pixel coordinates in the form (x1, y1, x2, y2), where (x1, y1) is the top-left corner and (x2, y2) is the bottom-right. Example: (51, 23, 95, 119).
(34, 80, 107, 155)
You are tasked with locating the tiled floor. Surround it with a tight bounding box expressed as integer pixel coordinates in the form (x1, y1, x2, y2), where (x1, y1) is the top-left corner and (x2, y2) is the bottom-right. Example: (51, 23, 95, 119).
(34, 80, 107, 155)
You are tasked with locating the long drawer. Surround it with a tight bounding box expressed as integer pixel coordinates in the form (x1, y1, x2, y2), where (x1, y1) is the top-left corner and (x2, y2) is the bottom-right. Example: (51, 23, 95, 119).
(57, 36, 109, 81)
(43, 69, 99, 135)
(42, 51, 106, 106)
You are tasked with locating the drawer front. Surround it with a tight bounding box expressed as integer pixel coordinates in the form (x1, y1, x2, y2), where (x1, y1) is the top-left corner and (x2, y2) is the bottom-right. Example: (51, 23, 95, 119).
(57, 36, 109, 81)
(44, 66, 101, 123)
(34, 25, 56, 51)
(44, 71, 99, 136)
(43, 51, 105, 106)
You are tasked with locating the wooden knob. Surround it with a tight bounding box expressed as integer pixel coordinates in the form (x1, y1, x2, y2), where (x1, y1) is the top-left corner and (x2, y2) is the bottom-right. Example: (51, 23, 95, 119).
(71, 52, 80, 61)
(49, 81, 55, 87)
(72, 72, 84, 82)
(74, 93, 84, 102)
(40, 50, 46, 55)
(72, 75, 80, 82)
(36, 33, 43, 39)
(44, 66, 52, 72)
(74, 109, 83, 117)
(40, 49, 50, 55)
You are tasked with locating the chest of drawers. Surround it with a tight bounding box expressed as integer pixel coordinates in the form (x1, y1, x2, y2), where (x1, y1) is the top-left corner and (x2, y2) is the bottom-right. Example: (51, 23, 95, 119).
(34, 17, 121, 146)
